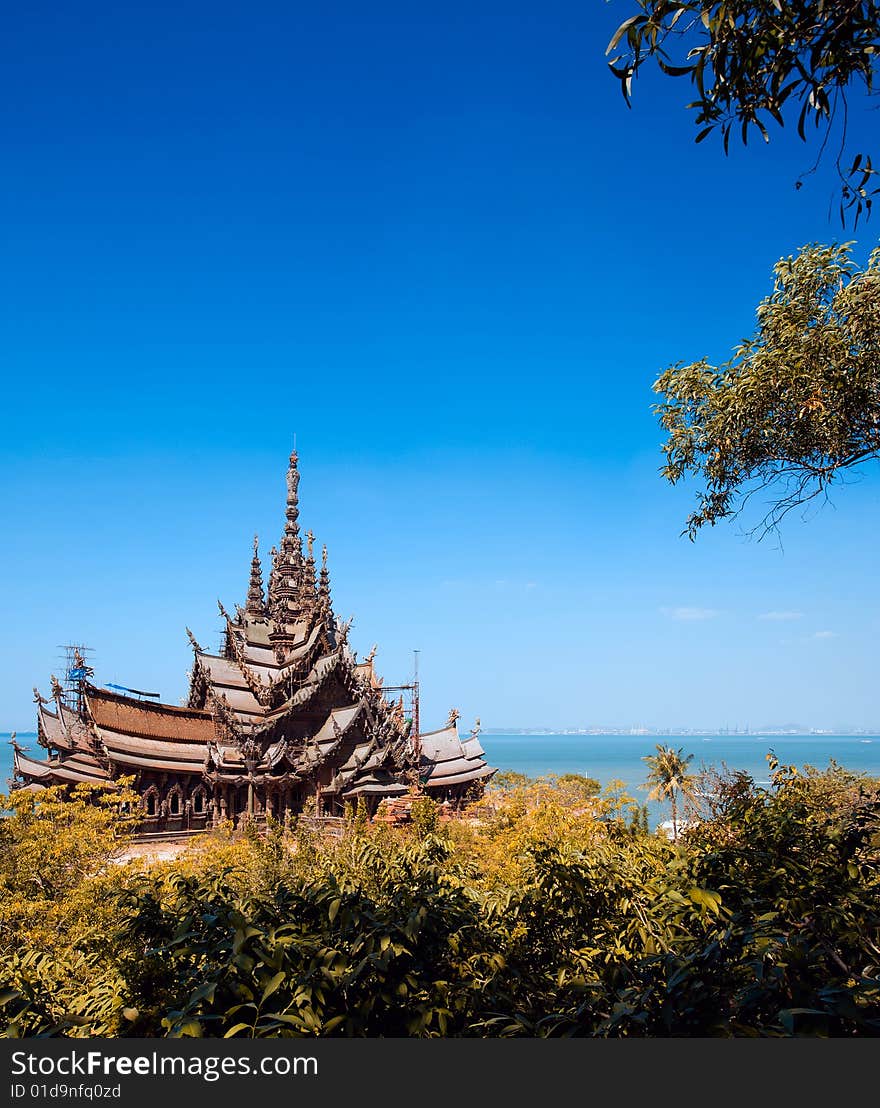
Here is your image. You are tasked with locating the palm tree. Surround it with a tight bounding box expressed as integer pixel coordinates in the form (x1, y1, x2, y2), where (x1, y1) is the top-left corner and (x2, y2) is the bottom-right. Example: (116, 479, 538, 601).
(642, 745, 696, 841)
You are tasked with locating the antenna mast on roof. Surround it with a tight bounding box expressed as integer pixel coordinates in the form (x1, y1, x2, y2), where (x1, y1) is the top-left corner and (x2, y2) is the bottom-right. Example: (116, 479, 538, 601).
(383, 648, 421, 765)
(412, 649, 420, 762)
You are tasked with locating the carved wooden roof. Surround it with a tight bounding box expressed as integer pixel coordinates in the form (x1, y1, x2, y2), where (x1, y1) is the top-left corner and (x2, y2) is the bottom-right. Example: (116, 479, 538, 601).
(14, 452, 495, 799)
(86, 686, 216, 744)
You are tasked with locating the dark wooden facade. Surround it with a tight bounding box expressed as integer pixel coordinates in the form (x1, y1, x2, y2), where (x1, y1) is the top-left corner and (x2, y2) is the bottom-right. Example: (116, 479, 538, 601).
(12, 451, 495, 829)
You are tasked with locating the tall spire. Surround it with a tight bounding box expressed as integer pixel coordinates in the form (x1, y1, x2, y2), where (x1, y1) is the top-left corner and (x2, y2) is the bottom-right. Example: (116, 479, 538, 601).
(280, 448, 302, 559)
(301, 529, 317, 607)
(267, 445, 305, 629)
(318, 543, 331, 605)
(268, 449, 305, 626)
(246, 535, 266, 617)
(267, 545, 279, 601)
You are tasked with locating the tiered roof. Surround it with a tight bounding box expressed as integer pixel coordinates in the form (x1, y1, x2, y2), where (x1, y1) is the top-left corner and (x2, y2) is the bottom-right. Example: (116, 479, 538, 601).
(12, 449, 495, 803)
(17, 686, 110, 785)
(419, 720, 496, 789)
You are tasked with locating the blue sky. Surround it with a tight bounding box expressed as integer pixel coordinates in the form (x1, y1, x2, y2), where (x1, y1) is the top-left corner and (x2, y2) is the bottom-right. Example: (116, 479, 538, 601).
(2, 1, 878, 732)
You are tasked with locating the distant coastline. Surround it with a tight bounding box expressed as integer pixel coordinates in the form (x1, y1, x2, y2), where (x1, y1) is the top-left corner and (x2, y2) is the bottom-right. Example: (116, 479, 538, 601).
(5, 727, 880, 739)
(483, 727, 880, 737)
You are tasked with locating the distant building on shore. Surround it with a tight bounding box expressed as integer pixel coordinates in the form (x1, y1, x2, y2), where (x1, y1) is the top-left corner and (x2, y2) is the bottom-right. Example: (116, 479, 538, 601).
(12, 450, 494, 830)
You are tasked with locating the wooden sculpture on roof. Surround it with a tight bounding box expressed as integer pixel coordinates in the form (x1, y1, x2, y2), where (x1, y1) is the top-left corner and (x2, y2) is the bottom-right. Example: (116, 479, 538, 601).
(12, 449, 495, 832)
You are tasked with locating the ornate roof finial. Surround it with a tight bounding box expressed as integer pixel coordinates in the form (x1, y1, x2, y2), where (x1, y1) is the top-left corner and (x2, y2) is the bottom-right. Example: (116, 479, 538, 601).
(338, 615, 354, 645)
(246, 535, 266, 617)
(266, 545, 280, 606)
(447, 707, 461, 728)
(367, 643, 377, 663)
(299, 529, 317, 608)
(185, 627, 202, 652)
(33, 686, 48, 706)
(268, 450, 305, 627)
(318, 544, 331, 598)
(281, 447, 302, 558)
(50, 674, 64, 702)
(470, 717, 482, 739)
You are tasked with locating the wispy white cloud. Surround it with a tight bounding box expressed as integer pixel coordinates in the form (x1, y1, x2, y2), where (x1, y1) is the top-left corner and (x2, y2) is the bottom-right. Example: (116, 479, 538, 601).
(758, 610, 803, 621)
(494, 579, 542, 596)
(660, 606, 720, 622)
(811, 630, 839, 640)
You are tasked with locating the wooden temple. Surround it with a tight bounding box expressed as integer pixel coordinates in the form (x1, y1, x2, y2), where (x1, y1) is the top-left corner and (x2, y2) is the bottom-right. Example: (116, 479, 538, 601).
(11, 450, 495, 831)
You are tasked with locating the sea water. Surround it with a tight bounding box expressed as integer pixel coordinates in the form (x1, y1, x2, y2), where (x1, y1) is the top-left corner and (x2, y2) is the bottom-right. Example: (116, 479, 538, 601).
(480, 731, 880, 825)
(3, 731, 879, 829)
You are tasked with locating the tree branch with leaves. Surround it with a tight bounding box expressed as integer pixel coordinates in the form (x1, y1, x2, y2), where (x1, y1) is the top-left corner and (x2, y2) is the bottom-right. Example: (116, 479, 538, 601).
(654, 241, 880, 538)
(608, 1, 880, 223)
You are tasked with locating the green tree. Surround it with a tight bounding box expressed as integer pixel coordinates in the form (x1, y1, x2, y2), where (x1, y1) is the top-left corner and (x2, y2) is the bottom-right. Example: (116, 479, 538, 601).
(489, 770, 536, 792)
(654, 241, 880, 538)
(555, 773, 602, 800)
(0, 781, 137, 951)
(607, 1, 880, 222)
(410, 795, 439, 836)
(642, 745, 696, 840)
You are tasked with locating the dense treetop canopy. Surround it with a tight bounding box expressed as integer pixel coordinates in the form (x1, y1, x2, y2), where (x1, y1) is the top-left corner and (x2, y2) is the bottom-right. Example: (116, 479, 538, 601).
(2, 763, 880, 1037)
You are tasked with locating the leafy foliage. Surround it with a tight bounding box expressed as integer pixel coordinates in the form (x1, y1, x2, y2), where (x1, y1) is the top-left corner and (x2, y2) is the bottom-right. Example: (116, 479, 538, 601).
(607, 1, 880, 222)
(1, 764, 879, 1037)
(654, 241, 880, 538)
(0, 782, 138, 951)
(0, 782, 140, 1037)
